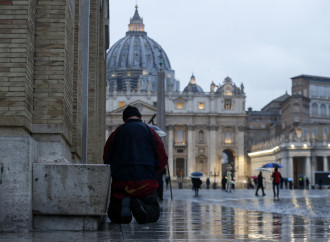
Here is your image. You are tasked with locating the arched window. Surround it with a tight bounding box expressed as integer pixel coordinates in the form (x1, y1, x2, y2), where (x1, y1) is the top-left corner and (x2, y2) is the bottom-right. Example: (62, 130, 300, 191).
(199, 130, 204, 144)
(320, 103, 327, 116)
(312, 103, 318, 115)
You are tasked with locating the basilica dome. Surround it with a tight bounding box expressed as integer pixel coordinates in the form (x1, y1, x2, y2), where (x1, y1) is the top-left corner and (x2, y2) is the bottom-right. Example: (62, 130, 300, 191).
(183, 74, 204, 93)
(106, 6, 179, 92)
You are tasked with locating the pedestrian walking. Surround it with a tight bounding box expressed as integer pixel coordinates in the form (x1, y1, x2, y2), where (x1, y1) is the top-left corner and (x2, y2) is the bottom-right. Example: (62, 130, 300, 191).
(221, 175, 227, 190)
(192, 178, 202, 197)
(272, 167, 282, 198)
(103, 105, 168, 224)
(305, 176, 309, 190)
(206, 177, 210, 189)
(165, 175, 170, 190)
(255, 172, 266, 196)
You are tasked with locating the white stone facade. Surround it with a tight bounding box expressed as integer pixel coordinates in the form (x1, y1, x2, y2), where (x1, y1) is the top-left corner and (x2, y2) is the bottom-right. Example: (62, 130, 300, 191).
(106, 77, 248, 187)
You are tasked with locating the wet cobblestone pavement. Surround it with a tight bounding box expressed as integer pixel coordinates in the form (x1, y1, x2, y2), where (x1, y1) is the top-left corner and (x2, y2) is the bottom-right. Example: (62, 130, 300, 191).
(0, 188, 329, 241)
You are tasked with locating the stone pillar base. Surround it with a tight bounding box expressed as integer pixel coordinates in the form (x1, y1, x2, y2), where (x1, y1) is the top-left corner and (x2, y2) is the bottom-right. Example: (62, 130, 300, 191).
(33, 215, 107, 231)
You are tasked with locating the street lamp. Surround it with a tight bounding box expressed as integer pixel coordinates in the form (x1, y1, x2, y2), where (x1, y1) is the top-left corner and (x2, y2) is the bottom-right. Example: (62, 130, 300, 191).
(209, 169, 219, 189)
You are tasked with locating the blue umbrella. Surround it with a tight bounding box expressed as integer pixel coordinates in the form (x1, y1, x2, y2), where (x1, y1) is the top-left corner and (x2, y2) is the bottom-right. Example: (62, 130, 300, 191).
(190, 171, 204, 178)
(262, 162, 283, 168)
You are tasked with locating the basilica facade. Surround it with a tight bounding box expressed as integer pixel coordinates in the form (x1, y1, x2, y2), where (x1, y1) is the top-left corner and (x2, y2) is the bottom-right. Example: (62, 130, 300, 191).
(106, 6, 247, 187)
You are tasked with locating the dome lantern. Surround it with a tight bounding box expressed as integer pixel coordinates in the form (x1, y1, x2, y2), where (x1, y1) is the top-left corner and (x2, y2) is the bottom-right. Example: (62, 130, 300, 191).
(128, 5, 145, 32)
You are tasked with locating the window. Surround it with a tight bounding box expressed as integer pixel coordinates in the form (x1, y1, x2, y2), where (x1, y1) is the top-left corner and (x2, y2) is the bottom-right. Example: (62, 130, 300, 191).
(320, 103, 327, 116)
(313, 127, 318, 135)
(303, 128, 307, 136)
(176, 130, 184, 143)
(225, 131, 232, 144)
(198, 102, 205, 110)
(324, 127, 328, 135)
(310, 85, 318, 97)
(119, 101, 125, 108)
(176, 102, 185, 109)
(177, 149, 184, 153)
(199, 130, 204, 144)
(294, 117, 299, 122)
(224, 99, 232, 109)
(312, 103, 318, 115)
(175, 127, 186, 145)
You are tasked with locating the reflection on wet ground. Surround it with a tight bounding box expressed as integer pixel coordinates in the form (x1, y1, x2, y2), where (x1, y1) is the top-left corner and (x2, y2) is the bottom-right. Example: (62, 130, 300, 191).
(0, 189, 329, 241)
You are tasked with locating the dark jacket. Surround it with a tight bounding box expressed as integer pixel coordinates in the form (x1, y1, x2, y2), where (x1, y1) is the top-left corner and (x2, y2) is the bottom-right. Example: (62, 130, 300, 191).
(103, 119, 168, 199)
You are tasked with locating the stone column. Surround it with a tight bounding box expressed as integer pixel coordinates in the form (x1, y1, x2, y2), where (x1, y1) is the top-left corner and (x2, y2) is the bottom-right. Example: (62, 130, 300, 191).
(305, 156, 311, 181)
(311, 155, 316, 185)
(323, 156, 328, 171)
(209, 125, 217, 175)
(187, 125, 195, 176)
(287, 157, 294, 179)
(167, 126, 174, 178)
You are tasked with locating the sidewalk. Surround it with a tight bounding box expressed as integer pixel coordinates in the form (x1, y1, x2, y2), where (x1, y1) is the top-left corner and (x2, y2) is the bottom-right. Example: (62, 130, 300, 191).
(0, 188, 329, 241)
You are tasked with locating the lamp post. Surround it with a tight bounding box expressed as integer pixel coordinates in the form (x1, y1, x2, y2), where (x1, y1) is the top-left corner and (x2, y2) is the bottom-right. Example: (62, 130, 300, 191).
(209, 169, 219, 189)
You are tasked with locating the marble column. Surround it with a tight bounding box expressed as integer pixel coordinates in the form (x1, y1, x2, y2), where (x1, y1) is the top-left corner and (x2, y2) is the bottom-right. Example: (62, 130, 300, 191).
(323, 156, 328, 171)
(311, 155, 316, 184)
(167, 126, 174, 178)
(305, 156, 311, 181)
(209, 125, 217, 175)
(287, 157, 294, 179)
(187, 125, 194, 176)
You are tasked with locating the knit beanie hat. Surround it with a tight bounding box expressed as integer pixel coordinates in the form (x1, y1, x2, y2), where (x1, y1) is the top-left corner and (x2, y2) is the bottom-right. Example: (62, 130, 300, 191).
(122, 105, 141, 122)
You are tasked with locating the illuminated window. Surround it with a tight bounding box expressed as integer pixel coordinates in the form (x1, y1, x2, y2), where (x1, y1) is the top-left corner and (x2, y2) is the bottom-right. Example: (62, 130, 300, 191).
(175, 127, 186, 146)
(176, 130, 184, 143)
(225, 131, 232, 144)
(119, 101, 125, 108)
(176, 102, 185, 109)
(224, 99, 232, 109)
(198, 102, 205, 110)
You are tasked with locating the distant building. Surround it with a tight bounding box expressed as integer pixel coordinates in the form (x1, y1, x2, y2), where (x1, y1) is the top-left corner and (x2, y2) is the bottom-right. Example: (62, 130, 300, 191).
(106, 6, 247, 186)
(248, 75, 330, 188)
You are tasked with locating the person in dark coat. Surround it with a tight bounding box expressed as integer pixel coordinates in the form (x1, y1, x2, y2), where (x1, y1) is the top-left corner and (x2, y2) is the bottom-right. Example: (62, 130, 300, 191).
(305, 176, 309, 190)
(192, 178, 202, 197)
(221, 176, 227, 190)
(103, 105, 168, 224)
(165, 175, 170, 189)
(206, 177, 210, 189)
(255, 172, 266, 196)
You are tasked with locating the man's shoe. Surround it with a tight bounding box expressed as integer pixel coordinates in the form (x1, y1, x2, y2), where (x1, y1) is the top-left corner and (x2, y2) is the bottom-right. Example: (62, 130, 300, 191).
(255, 194, 258, 196)
(120, 198, 132, 224)
(263, 194, 266, 196)
(131, 198, 148, 224)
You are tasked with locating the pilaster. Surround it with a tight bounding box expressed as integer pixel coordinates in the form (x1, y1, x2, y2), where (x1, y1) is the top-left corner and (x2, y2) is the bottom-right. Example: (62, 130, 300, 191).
(187, 125, 195, 175)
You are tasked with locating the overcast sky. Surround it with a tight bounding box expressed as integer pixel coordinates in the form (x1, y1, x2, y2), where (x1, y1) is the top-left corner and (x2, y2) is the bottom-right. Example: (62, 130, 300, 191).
(109, 0, 330, 110)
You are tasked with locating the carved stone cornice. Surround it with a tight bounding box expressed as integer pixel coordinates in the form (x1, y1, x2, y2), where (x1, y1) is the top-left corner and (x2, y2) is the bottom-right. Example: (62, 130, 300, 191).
(208, 124, 218, 131)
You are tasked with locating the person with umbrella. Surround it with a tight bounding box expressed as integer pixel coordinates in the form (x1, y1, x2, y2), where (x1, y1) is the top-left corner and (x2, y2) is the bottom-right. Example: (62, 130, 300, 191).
(190, 172, 203, 197)
(255, 171, 266, 196)
(272, 167, 282, 198)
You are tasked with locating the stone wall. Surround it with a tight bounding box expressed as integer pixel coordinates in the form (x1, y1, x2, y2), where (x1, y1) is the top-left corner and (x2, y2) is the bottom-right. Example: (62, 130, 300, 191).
(0, 0, 36, 130)
(0, 0, 109, 232)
